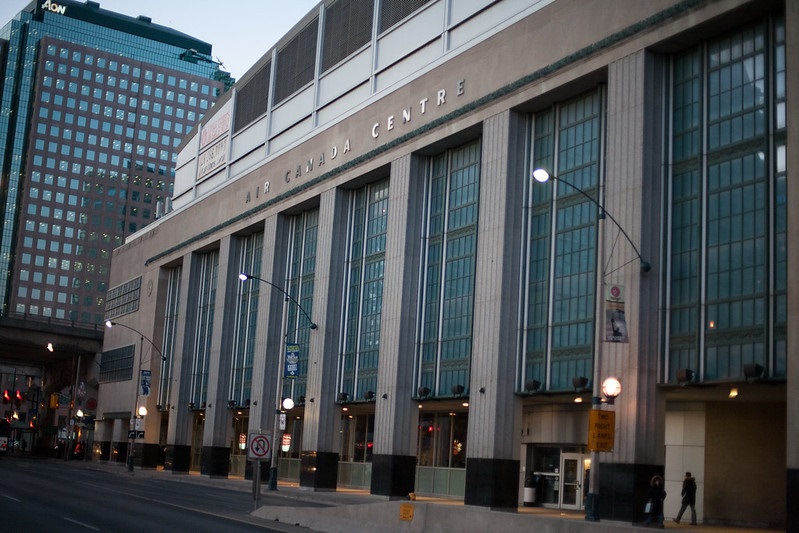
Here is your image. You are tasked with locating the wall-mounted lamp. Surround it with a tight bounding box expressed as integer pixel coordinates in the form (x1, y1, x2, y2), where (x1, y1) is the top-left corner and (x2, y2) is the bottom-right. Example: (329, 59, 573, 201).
(743, 363, 764, 381)
(364, 390, 375, 401)
(479, 387, 485, 394)
(451, 384, 465, 396)
(188, 402, 195, 410)
(417, 386, 431, 398)
(601, 377, 622, 405)
(381, 393, 388, 399)
(228, 400, 236, 409)
(298, 395, 306, 404)
(572, 376, 589, 392)
(337, 392, 349, 402)
(524, 380, 541, 393)
(676, 368, 695, 385)
(728, 388, 739, 399)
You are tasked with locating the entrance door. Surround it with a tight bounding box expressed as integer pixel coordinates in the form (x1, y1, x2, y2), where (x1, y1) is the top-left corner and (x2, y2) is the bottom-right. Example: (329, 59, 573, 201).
(560, 453, 585, 510)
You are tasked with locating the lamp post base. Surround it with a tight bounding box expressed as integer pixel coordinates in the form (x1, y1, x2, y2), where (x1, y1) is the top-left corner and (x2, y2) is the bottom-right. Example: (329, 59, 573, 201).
(585, 492, 600, 521)
(267, 466, 278, 490)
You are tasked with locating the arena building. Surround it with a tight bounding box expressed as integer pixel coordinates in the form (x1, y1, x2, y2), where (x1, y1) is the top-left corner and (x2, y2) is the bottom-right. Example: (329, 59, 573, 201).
(95, 0, 796, 528)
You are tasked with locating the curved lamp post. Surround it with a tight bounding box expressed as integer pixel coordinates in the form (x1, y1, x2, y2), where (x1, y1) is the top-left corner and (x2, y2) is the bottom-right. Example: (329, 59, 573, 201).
(532, 169, 650, 272)
(105, 320, 165, 471)
(533, 168, 647, 521)
(238, 272, 318, 490)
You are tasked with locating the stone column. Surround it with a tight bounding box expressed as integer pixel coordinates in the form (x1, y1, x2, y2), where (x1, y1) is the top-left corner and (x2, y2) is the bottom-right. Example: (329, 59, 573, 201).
(598, 49, 665, 522)
(370, 154, 426, 498)
(200, 235, 236, 477)
(464, 110, 526, 509)
(300, 188, 348, 490)
(165, 253, 199, 473)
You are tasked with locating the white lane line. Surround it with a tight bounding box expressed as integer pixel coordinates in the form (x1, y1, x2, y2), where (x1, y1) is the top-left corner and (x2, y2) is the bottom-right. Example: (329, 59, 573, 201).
(64, 517, 100, 530)
(2, 494, 22, 502)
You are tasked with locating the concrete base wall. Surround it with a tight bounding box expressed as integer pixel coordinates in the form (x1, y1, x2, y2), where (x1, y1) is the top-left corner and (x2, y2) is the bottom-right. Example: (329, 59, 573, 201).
(254, 500, 645, 533)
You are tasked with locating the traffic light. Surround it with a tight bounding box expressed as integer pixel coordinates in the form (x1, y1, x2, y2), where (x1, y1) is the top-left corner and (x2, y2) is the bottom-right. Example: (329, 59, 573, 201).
(2, 389, 10, 404)
(14, 390, 23, 408)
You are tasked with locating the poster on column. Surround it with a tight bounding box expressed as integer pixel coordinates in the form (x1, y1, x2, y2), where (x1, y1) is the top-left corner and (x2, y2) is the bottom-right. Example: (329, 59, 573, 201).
(605, 303, 628, 343)
(140, 370, 151, 396)
(284, 344, 300, 378)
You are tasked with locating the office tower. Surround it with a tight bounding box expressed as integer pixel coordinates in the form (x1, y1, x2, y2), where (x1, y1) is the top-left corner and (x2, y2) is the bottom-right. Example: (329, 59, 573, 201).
(0, 0, 230, 324)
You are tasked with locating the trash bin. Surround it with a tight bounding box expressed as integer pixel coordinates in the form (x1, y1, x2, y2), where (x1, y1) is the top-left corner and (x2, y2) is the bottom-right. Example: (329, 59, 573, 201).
(523, 474, 538, 506)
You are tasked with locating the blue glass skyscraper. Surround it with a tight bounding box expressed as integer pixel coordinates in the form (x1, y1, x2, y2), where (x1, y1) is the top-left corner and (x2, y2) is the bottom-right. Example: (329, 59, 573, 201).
(0, 0, 230, 324)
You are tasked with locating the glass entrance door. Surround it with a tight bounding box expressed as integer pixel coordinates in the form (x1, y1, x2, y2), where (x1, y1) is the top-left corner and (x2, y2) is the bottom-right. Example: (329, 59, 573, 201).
(561, 453, 586, 510)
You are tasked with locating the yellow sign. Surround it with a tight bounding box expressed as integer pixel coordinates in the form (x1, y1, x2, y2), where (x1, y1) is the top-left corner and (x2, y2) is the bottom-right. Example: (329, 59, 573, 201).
(399, 503, 415, 521)
(588, 409, 616, 452)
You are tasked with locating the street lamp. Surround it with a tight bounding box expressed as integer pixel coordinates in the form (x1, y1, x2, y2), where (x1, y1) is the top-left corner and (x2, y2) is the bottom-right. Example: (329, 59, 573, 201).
(238, 272, 318, 490)
(105, 320, 165, 471)
(532, 169, 650, 272)
(532, 168, 648, 521)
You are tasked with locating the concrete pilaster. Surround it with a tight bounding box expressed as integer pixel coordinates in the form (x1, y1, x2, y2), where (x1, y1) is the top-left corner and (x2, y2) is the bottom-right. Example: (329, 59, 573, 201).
(371, 154, 426, 498)
(598, 49, 665, 521)
(464, 110, 526, 509)
(300, 187, 349, 490)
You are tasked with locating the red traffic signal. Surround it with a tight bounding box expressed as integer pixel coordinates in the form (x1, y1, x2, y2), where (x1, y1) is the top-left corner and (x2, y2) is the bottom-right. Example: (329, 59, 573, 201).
(2, 389, 10, 404)
(14, 390, 23, 407)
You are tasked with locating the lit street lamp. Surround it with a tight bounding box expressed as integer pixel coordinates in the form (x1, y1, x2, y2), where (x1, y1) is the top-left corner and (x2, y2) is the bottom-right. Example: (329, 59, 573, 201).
(533, 168, 648, 521)
(238, 272, 317, 490)
(105, 320, 165, 471)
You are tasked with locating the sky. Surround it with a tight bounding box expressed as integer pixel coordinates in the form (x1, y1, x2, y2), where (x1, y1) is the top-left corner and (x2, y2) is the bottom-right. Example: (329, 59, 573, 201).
(0, 0, 320, 80)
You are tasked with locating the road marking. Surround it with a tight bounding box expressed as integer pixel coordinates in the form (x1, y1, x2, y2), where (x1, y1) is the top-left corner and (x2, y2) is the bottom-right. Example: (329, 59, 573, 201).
(64, 517, 99, 530)
(2, 494, 22, 502)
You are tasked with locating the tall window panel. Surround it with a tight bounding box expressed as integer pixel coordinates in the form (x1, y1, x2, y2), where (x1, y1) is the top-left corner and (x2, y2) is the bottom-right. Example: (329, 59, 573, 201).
(667, 15, 786, 381)
(521, 90, 603, 391)
(417, 140, 481, 397)
(230, 232, 263, 407)
(282, 210, 319, 402)
(189, 251, 218, 406)
(339, 180, 389, 402)
(158, 265, 181, 409)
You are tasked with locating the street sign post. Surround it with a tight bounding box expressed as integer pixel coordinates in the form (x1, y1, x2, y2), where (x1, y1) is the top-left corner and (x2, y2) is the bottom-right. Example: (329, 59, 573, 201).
(248, 431, 271, 507)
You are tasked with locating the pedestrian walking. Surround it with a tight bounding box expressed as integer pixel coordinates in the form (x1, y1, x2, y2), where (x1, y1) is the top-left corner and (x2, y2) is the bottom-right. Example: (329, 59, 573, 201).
(674, 471, 697, 525)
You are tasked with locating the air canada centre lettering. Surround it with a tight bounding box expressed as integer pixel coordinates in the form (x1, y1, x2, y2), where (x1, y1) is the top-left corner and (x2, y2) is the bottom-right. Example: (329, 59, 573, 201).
(244, 140, 351, 205)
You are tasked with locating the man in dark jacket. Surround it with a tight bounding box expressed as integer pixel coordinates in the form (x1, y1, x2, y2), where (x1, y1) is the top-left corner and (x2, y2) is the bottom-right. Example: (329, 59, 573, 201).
(674, 471, 697, 525)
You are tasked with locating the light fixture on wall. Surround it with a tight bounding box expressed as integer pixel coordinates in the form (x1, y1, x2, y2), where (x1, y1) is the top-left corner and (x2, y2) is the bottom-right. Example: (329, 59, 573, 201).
(743, 363, 764, 382)
(363, 390, 375, 401)
(337, 392, 349, 402)
(676, 368, 695, 385)
(524, 379, 541, 393)
(451, 384, 465, 396)
(417, 386, 431, 398)
(601, 377, 622, 405)
(572, 376, 589, 392)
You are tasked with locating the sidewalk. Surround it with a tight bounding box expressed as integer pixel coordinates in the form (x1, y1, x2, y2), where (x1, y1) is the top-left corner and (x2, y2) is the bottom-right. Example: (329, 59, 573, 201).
(72, 459, 779, 533)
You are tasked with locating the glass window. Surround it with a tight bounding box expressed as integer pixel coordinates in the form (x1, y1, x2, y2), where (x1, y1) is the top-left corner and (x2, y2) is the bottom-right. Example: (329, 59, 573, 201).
(667, 16, 785, 382)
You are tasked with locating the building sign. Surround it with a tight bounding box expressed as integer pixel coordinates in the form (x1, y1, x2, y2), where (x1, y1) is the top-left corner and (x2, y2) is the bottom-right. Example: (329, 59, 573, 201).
(243, 78, 467, 207)
(587, 409, 615, 452)
(197, 137, 228, 181)
(41, 1, 67, 15)
(284, 344, 300, 378)
(200, 111, 231, 150)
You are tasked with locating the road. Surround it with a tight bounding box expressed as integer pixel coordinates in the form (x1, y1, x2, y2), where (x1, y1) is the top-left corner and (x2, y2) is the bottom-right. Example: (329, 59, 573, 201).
(0, 455, 319, 532)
